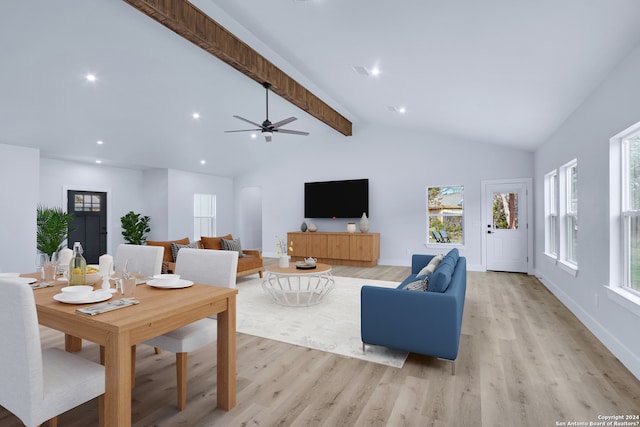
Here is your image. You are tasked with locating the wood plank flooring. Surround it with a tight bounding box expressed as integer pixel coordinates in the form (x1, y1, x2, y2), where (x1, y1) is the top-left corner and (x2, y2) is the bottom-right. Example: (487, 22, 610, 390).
(1, 263, 639, 426)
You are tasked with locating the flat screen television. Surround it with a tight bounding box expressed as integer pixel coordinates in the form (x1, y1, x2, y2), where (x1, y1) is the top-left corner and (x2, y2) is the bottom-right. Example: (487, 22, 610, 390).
(304, 179, 369, 218)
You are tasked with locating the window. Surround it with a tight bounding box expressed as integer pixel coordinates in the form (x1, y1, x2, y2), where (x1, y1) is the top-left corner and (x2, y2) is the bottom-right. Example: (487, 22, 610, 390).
(558, 159, 578, 273)
(427, 186, 464, 244)
(544, 171, 558, 258)
(622, 129, 640, 294)
(608, 122, 640, 316)
(193, 194, 216, 240)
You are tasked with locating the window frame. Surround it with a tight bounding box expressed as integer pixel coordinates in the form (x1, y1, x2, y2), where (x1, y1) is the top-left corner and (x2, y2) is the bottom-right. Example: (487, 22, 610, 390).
(193, 193, 216, 241)
(425, 185, 464, 247)
(558, 159, 578, 275)
(608, 121, 640, 317)
(544, 170, 558, 261)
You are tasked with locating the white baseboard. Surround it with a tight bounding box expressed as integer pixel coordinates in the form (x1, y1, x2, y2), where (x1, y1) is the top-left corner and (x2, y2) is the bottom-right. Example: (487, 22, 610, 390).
(533, 268, 640, 381)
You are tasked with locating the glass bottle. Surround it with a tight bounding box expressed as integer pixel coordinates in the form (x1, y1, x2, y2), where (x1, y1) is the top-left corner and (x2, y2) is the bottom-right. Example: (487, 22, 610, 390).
(69, 242, 87, 285)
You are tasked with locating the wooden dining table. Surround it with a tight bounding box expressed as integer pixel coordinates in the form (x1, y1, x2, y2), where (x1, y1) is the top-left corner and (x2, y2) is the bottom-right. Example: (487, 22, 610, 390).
(24, 275, 238, 427)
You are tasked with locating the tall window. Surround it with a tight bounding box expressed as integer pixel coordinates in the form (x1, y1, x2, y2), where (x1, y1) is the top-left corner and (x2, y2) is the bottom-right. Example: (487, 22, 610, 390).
(622, 130, 640, 293)
(427, 186, 464, 244)
(194, 194, 216, 240)
(544, 171, 558, 258)
(559, 159, 578, 272)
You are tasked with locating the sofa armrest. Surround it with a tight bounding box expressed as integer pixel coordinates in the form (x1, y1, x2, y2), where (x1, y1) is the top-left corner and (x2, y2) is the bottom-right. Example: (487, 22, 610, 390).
(361, 286, 463, 360)
(242, 249, 262, 258)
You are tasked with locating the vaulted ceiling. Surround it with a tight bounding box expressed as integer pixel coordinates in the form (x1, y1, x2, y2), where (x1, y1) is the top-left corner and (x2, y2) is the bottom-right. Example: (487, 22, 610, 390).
(2, 0, 640, 176)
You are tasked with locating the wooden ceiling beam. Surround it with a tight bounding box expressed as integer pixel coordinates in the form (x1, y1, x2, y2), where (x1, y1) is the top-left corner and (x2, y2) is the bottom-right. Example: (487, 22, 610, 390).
(122, 0, 352, 136)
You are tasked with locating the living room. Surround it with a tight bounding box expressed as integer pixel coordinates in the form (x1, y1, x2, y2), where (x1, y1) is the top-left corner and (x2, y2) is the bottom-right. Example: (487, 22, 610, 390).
(1, 1, 640, 426)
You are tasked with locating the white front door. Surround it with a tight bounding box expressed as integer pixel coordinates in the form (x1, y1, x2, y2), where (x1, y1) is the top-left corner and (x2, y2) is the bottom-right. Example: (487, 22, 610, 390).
(485, 181, 529, 273)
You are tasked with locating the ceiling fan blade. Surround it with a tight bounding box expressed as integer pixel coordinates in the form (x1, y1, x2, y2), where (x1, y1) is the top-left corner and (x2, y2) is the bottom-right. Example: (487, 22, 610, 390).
(275, 129, 310, 136)
(224, 129, 261, 133)
(233, 115, 263, 128)
(271, 117, 297, 128)
(265, 135, 272, 142)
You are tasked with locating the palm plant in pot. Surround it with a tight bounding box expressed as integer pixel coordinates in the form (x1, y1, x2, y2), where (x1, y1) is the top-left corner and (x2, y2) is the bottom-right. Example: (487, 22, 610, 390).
(36, 205, 74, 260)
(120, 211, 151, 245)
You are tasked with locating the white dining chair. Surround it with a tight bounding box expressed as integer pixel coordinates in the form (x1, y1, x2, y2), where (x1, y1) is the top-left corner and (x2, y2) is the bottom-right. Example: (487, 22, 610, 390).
(0, 278, 105, 427)
(114, 244, 163, 278)
(142, 248, 238, 411)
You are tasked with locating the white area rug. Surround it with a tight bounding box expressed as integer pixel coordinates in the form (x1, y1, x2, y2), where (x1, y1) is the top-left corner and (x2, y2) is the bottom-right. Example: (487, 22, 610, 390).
(236, 275, 408, 368)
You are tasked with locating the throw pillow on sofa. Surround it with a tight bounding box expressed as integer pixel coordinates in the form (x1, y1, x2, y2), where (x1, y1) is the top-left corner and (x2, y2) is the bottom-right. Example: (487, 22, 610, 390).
(404, 275, 430, 291)
(417, 254, 444, 276)
(147, 237, 190, 263)
(201, 234, 234, 250)
(170, 241, 199, 262)
(221, 238, 244, 257)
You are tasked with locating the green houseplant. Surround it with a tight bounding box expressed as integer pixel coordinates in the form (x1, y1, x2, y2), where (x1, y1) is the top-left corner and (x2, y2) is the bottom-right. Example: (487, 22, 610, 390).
(36, 205, 74, 258)
(120, 211, 151, 245)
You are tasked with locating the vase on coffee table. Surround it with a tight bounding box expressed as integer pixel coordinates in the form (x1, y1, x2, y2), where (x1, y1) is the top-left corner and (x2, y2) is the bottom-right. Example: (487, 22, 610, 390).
(278, 255, 290, 268)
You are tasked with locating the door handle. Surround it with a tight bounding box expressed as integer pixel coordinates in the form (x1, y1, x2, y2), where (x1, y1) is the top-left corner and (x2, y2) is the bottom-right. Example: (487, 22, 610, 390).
(487, 230, 493, 234)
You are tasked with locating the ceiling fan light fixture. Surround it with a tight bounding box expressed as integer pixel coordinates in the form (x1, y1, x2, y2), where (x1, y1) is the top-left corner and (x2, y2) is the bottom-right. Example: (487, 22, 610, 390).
(263, 131, 273, 137)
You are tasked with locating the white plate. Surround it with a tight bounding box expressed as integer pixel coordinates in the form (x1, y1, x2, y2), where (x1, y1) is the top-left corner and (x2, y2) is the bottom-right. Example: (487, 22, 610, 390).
(18, 277, 38, 284)
(53, 290, 113, 304)
(147, 279, 194, 289)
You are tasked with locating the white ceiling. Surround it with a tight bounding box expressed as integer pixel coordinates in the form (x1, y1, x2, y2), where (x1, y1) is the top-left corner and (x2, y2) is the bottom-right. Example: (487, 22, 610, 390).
(2, 0, 640, 176)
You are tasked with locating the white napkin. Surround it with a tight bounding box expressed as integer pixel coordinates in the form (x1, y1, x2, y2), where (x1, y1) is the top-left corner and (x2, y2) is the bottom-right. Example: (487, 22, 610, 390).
(99, 254, 113, 275)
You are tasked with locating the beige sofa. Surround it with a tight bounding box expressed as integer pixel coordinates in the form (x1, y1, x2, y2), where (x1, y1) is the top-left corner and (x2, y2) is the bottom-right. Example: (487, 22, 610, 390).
(146, 234, 263, 279)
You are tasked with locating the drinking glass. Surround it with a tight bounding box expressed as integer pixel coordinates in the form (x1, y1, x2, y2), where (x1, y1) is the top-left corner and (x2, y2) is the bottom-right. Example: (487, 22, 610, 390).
(35, 253, 49, 280)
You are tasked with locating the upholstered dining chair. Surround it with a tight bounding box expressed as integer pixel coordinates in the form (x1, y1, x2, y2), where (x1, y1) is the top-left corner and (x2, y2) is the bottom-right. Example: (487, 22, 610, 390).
(142, 248, 239, 411)
(114, 243, 163, 278)
(0, 278, 105, 427)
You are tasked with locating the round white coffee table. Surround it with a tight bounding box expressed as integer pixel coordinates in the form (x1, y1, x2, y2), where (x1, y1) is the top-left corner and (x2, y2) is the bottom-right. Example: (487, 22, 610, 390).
(262, 263, 335, 306)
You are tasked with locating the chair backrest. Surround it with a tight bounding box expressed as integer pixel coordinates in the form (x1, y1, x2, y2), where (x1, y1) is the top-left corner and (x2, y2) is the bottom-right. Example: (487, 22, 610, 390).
(0, 279, 44, 424)
(174, 248, 239, 288)
(431, 230, 442, 243)
(114, 244, 164, 277)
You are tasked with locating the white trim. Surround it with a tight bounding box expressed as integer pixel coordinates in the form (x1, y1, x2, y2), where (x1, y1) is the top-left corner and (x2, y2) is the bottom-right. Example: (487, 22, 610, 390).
(605, 286, 640, 318)
(557, 259, 578, 277)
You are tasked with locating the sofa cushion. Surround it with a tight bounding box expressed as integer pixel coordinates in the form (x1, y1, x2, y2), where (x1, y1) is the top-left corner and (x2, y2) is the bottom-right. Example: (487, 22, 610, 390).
(417, 254, 444, 276)
(429, 261, 454, 293)
(170, 241, 199, 262)
(444, 248, 459, 265)
(147, 237, 190, 263)
(221, 238, 244, 256)
(201, 234, 233, 250)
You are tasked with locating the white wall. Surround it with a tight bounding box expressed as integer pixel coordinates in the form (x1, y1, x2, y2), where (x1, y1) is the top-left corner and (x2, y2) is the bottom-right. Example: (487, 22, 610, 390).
(534, 42, 640, 379)
(143, 168, 169, 241)
(234, 124, 533, 268)
(39, 158, 145, 254)
(166, 169, 234, 241)
(0, 144, 39, 273)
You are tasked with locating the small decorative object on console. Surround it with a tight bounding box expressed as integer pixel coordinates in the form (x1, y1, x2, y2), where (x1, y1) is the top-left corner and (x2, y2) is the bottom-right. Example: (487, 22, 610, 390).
(360, 212, 370, 233)
(347, 222, 356, 233)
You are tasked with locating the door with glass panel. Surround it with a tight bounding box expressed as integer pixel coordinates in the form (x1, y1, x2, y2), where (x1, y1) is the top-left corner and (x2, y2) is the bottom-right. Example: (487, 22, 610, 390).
(485, 182, 528, 273)
(67, 190, 107, 264)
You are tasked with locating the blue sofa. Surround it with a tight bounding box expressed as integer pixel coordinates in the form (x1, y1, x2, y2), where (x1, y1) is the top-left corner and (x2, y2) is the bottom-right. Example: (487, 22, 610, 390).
(361, 251, 466, 372)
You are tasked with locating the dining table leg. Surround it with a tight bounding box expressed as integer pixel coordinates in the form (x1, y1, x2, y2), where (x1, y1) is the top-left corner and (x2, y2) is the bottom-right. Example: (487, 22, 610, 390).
(216, 294, 237, 410)
(65, 334, 82, 352)
(101, 330, 133, 427)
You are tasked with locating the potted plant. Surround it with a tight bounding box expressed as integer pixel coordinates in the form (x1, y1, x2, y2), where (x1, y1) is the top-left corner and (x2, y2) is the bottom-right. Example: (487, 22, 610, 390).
(36, 205, 74, 259)
(120, 211, 151, 245)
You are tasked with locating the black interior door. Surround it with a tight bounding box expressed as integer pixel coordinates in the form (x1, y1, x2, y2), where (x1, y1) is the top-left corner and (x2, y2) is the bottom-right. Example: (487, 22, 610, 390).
(67, 190, 107, 264)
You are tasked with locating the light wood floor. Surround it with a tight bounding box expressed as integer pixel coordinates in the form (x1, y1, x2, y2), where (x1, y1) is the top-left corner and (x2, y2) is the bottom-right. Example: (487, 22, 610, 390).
(2, 263, 639, 426)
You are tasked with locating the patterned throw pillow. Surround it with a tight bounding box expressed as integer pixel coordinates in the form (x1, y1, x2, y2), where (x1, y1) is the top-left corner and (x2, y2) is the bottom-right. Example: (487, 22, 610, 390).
(221, 238, 244, 256)
(404, 275, 429, 291)
(170, 242, 199, 262)
(416, 254, 444, 276)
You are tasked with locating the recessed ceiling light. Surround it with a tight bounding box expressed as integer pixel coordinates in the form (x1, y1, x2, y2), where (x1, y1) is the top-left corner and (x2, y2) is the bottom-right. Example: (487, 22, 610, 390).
(398, 107, 406, 114)
(96, 140, 104, 145)
(85, 74, 97, 82)
(251, 133, 257, 139)
(200, 160, 206, 165)
(370, 67, 381, 76)
(386, 106, 407, 114)
(352, 65, 381, 77)
(95, 159, 102, 164)
(192, 112, 200, 119)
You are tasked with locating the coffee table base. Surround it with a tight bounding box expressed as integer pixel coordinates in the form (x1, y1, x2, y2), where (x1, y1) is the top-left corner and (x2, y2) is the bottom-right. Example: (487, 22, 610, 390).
(262, 270, 335, 306)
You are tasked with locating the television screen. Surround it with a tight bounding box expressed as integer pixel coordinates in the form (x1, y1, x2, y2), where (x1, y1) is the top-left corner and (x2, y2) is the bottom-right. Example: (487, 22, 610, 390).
(304, 179, 369, 218)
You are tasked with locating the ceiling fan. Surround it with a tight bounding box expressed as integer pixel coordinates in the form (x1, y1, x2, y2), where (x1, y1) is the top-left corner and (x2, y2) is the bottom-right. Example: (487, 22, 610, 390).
(225, 82, 310, 142)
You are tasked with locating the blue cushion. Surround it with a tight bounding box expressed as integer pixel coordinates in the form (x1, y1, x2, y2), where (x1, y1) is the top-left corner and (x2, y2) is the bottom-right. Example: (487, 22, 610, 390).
(429, 262, 453, 293)
(445, 248, 459, 264)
